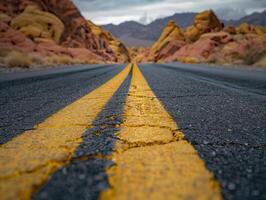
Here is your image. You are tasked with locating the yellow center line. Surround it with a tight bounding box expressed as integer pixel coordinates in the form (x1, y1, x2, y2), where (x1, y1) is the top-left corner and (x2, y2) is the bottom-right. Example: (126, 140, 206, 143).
(0, 64, 131, 200)
(100, 64, 223, 200)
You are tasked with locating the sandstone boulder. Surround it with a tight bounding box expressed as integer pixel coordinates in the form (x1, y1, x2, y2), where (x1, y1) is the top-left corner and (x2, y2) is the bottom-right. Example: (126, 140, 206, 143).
(68, 48, 101, 61)
(148, 20, 185, 61)
(224, 26, 237, 35)
(0, 0, 123, 63)
(254, 25, 266, 36)
(255, 55, 266, 67)
(165, 32, 266, 65)
(237, 23, 253, 34)
(87, 20, 130, 63)
(206, 35, 265, 65)
(0, 12, 11, 23)
(236, 23, 266, 36)
(200, 32, 234, 44)
(165, 37, 218, 63)
(11, 6, 64, 43)
(131, 48, 151, 63)
(185, 10, 224, 42)
(35, 39, 70, 57)
(0, 21, 36, 53)
(154, 40, 186, 62)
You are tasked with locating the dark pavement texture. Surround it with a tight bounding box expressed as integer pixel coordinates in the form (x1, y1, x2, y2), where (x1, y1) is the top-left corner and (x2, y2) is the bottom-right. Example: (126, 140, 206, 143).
(34, 69, 132, 200)
(139, 63, 266, 200)
(0, 64, 125, 144)
(1, 63, 266, 200)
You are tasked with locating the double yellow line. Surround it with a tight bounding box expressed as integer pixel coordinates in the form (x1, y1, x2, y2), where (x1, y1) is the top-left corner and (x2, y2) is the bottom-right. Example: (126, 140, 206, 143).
(0, 64, 223, 200)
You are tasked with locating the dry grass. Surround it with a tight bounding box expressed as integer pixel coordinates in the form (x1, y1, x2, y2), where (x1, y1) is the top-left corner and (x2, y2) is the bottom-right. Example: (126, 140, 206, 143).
(4, 51, 32, 68)
(29, 54, 44, 65)
(243, 51, 266, 66)
(0, 57, 5, 65)
(255, 56, 266, 67)
(77, 59, 100, 64)
(54, 55, 73, 64)
(177, 57, 199, 64)
(0, 48, 103, 69)
(0, 48, 11, 57)
(43, 55, 75, 65)
(43, 55, 100, 65)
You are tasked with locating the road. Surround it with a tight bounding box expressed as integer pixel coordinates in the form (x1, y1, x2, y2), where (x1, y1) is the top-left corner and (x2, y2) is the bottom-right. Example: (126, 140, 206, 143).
(0, 63, 266, 200)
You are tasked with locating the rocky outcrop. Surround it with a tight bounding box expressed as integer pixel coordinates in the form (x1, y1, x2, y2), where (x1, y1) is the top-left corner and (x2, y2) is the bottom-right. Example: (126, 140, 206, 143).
(129, 47, 150, 63)
(147, 20, 186, 61)
(11, 6, 64, 43)
(236, 23, 266, 36)
(0, 0, 100, 49)
(237, 23, 253, 34)
(136, 11, 225, 63)
(224, 26, 237, 35)
(255, 55, 266, 67)
(140, 9, 266, 67)
(0, 0, 131, 66)
(165, 32, 266, 66)
(0, 12, 11, 23)
(87, 20, 130, 63)
(254, 25, 266, 36)
(68, 48, 102, 62)
(185, 10, 224, 42)
(0, 21, 36, 53)
(208, 34, 266, 65)
(0, 19, 102, 61)
(165, 32, 233, 62)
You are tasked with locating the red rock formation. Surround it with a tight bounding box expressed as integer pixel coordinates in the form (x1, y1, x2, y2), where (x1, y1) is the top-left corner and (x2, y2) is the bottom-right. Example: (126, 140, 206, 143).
(165, 37, 217, 63)
(139, 12, 225, 63)
(144, 10, 266, 66)
(35, 39, 71, 57)
(165, 32, 266, 65)
(131, 47, 150, 63)
(0, 21, 35, 53)
(185, 10, 224, 42)
(145, 20, 186, 62)
(153, 40, 186, 61)
(0, 0, 131, 64)
(87, 20, 130, 63)
(68, 48, 102, 61)
(224, 26, 237, 35)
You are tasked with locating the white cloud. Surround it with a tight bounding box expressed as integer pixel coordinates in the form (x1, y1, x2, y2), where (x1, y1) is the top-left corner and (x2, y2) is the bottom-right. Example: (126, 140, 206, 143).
(215, 8, 247, 20)
(73, 0, 266, 25)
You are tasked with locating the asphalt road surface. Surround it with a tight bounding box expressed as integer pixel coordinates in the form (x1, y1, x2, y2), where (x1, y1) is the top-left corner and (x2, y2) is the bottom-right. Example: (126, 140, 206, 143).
(0, 63, 265, 200)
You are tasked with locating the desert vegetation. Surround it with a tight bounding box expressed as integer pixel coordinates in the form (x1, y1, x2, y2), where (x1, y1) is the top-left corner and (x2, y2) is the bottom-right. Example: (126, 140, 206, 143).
(0, 48, 101, 70)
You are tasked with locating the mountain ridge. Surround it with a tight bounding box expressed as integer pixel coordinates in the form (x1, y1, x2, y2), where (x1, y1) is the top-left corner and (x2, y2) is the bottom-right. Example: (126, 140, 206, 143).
(102, 10, 266, 47)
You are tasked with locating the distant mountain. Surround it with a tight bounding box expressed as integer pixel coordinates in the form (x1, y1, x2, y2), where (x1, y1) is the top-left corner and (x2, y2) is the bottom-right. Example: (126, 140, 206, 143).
(102, 13, 197, 47)
(102, 10, 266, 47)
(143, 12, 197, 40)
(225, 10, 266, 27)
(103, 21, 145, 38)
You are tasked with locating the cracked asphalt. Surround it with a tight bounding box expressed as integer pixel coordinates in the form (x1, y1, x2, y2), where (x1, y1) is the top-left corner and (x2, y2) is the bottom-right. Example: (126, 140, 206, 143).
(139, 63, 266, 200)
(0, 63, 266, 200)
(0, 64, 125, 144)
(34, 68, 132, 200)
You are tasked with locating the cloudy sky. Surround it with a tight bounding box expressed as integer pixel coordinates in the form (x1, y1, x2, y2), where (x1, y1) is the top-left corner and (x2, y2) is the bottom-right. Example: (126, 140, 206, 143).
(72, 0, 266, 25)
